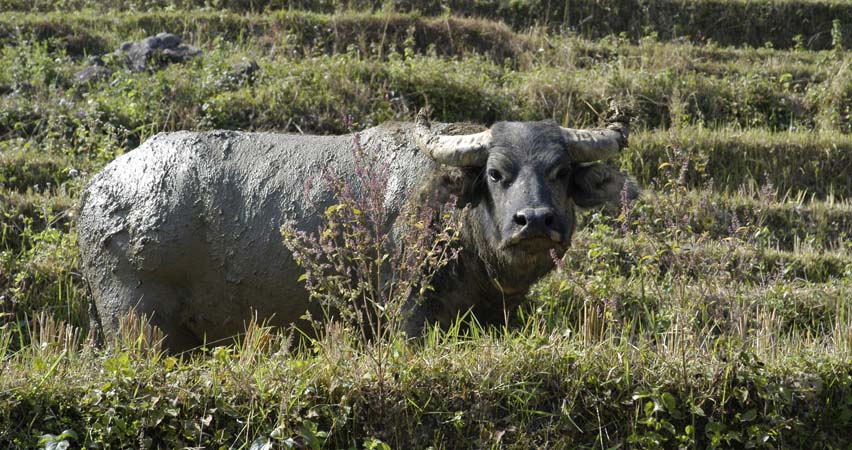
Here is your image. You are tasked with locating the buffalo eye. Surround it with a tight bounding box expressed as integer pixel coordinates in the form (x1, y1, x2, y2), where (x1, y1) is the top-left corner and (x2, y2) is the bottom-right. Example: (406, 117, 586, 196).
(548, 164, 572, 182)
(487, 168, 504, 183)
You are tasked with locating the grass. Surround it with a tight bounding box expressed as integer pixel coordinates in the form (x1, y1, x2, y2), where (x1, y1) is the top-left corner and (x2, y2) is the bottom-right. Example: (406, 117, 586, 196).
(0, 314, 849, 448)
(626, 128, 852, 198)
(2, 11, 851, 138)
(3, 0, 852, 50)
(0, 1, 851, 448)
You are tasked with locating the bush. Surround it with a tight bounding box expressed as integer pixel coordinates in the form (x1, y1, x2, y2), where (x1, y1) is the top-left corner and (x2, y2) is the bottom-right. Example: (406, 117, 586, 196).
(281, 132, 459, 342)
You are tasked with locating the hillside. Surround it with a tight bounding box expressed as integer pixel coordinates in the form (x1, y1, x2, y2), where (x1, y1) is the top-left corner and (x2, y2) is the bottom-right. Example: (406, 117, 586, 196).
(1, 1, 851, 448)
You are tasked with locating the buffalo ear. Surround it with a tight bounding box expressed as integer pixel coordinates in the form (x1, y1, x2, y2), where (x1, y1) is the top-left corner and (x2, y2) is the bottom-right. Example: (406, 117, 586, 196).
(442, 167, 479, 199)
(442, 167, 482, 207)
(570, 163, 639, 209)
(417, 166, 481, 209)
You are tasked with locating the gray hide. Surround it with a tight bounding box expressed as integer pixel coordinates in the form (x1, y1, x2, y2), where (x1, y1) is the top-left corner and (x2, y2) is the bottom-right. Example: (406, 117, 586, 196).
(79, 124, 441, 349)
(78, 120, 634, 350)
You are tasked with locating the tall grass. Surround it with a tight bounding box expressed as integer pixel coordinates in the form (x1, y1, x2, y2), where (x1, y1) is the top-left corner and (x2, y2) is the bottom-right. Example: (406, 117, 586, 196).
(1, 295, 849, 447)
(3, 0, 852, 50)
(0, 2, 851, 448)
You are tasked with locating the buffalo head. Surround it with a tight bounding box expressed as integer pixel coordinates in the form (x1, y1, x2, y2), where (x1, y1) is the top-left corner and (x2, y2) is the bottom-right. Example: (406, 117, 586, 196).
(415, 106, 635, 293)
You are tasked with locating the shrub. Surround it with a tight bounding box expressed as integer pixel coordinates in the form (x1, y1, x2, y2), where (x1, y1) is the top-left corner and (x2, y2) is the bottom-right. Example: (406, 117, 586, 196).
(281, 132, 459, 343)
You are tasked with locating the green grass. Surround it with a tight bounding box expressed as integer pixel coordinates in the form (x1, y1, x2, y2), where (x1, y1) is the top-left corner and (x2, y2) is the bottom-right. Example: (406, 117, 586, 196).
(626, 128, 852, 198)
(603, 187, 852, 250)
(3, 0, 852, 50)
(1, 2, 851, 448)
(2, 11, 851, 138)
(0, 316, 850, 448)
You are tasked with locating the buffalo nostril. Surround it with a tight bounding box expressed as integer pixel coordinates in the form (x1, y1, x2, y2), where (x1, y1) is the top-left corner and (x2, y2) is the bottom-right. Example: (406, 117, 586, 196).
(513, 208, 557, 232)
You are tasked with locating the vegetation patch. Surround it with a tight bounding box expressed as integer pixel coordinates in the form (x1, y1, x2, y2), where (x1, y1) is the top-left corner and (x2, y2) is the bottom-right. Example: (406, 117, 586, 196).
(3, 0, 852, 50)
(0, 10, 532, 60)
(628, 128, 852, 198)
(1, 0, 851, 448)
(0, 320, 850, 448)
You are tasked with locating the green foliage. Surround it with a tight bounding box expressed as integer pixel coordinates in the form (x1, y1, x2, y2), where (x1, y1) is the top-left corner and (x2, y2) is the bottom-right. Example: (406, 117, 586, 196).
(3, 0, 852, 50)
(626, 128, 852, 198)
(2, 11, 851, 136)
(1, 317, 850, 448)
(1, 1, 852, 448)
(281, 138, 460, 342)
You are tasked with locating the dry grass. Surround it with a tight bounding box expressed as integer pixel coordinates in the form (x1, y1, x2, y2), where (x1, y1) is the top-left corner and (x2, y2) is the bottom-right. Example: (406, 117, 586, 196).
(0, 2, 851, 448)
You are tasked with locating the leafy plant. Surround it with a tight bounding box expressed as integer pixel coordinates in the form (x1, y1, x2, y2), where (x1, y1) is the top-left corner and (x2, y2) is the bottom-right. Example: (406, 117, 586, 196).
(37, 429, 77, 450)
(282, 133, 459, 342)
(281, 129, 460, 431)
(1, 2, 852, 448)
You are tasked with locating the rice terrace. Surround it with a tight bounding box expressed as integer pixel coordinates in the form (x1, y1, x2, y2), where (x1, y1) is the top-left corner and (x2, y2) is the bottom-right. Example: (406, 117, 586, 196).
(1, 0, 852, 448)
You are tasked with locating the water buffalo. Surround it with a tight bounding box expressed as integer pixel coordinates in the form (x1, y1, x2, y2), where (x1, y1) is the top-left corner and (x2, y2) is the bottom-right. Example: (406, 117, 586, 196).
(78, 108, 636, 350)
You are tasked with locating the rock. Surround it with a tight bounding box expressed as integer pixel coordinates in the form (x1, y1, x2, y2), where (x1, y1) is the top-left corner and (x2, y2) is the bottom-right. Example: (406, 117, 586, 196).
(160, 45, 202, 64)
(73, 55, 113, 86)
(74, 65, 113, 85)
(224, 59, 260, 88)
(119, 32, 201, 72)
(151, 32, 181, 49)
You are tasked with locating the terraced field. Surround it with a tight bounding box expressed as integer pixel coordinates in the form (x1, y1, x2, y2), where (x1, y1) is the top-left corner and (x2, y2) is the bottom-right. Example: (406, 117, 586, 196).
(1, 1, 851, 448)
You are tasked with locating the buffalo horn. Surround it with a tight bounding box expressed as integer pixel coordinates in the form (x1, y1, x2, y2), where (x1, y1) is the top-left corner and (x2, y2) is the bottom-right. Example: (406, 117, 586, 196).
(415, 114, 491, 167)
(560, 121, 629, 162)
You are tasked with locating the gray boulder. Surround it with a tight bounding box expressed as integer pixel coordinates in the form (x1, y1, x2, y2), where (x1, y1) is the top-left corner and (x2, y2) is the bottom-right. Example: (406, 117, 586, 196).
(119, 32, 201, 72)
(226, 59, 260, 87)
(73, 56, 113, 86)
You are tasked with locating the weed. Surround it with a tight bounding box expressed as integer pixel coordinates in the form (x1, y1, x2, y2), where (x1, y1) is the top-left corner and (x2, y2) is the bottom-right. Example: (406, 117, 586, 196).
(280, 128, 460, 435)
(282, 132, 459, 342)
(0, 2, 851, 448)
